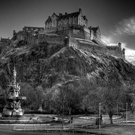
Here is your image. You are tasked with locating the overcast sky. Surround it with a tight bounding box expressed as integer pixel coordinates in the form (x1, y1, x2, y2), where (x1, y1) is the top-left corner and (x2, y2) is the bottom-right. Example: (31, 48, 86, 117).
(0, 0, 135, 61)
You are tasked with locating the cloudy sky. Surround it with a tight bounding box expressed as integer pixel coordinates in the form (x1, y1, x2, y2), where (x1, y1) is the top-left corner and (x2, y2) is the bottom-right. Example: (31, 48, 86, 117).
(0, 0, 135, 62)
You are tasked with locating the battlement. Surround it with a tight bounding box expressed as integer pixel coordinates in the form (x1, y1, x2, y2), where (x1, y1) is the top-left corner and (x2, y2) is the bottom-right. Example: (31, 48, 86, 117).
(68, 37, 125, 59)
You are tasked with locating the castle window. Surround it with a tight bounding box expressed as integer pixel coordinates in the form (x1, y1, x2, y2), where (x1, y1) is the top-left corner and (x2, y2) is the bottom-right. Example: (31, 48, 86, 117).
(74, 17, 78, 24)
(64, 18, 67, 25)
(52, 20, 55, 27)
(57, 21, 59, 26)
(46, 23, 49, 28)
(49, 22, 51, 27)
(69, 17, 72, 24)
(61, 19, 63, 25)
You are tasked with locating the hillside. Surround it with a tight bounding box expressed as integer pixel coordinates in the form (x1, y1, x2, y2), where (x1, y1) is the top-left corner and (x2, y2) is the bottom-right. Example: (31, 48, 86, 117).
(0, 42, 135, 85)
(0, 41, 135, 113)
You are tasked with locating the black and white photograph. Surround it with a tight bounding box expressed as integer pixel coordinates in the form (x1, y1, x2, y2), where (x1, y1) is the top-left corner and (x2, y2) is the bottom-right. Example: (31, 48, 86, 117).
(0, 0, 135, 134)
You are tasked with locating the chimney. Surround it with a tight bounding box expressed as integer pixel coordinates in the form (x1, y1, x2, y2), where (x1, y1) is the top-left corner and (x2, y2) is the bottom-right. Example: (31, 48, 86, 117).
(123, 48, 125, 55)
(65, 12, 67, 15)
(118, 42, 121, 49)
(13, 30, 16, 36)
(59, 13, 62, 16)
(79, 8, 82, 12)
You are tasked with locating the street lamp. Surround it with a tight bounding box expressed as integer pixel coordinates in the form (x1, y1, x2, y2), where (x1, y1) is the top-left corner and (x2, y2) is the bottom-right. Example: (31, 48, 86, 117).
(61, 87, 64, 135)
(126, 103, 128, 125)
(117, 101, 119, 116)
(99, 103, 101, 129)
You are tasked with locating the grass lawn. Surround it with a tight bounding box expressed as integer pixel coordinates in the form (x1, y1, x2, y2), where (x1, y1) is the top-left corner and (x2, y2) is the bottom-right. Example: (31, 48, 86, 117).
(98, 124, 135, 135)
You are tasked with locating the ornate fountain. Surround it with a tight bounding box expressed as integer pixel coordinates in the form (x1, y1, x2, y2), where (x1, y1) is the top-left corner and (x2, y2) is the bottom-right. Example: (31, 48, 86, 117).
(2, 67, 26, 117)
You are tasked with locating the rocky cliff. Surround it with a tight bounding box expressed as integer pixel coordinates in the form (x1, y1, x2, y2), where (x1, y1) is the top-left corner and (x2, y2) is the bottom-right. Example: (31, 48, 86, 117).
(0, 41, 135, 89)
(0, 41, 135, 112)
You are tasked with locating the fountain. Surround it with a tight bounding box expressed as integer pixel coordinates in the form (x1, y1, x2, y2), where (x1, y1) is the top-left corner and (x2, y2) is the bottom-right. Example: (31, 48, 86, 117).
(2, 67, 26, 117)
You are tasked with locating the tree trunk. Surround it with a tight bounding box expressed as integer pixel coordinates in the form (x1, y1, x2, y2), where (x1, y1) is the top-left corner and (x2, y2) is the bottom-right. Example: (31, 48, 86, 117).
(38, 99, 44, 112)
(38, 104, 43, 112)
(131, 104, 135, 114)
(109, 111, 113, 124)
(85, 108, 88, 115)
(68, 108, 71, 115)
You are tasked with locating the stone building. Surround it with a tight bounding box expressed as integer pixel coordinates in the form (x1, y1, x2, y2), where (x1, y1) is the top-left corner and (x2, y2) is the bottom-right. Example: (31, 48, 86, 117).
(89, 26, 101, 40)
(13, 9, 102, 44)
(10, 9, 125, 59)
(13, 26, 44, 44)
(45, 8, 90, 40)
(0, 37, 10, 44)
(45, 8, 88, 31)
(0, 37, 11, 53)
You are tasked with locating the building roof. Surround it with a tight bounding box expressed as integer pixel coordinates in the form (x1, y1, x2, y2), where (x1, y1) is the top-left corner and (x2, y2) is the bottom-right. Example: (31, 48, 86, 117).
(58, 11, 80, 20)
(45, 8, 88, 23)
(106, 46, 119, 50)
(45, 16, 52, 23)
(23, 26, 44, 29)
(0, 38, 10, 42)
(23, 26, 44, 32)
(90, 26, 99, 32)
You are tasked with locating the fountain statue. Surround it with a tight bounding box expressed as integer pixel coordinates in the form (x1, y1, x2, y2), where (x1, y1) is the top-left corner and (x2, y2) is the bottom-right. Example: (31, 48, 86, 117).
(2, 67, 26, 117)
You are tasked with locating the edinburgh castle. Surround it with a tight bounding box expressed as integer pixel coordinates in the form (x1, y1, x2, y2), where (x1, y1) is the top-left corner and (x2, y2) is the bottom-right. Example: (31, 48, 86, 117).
(0, 9, 125, 59)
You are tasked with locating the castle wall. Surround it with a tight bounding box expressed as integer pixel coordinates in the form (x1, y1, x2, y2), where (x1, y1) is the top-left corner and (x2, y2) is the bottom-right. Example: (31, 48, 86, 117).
(23, 27, 44, 32)
(55, 26, 86, 39)
(69, 37, 105, 54)
(69, 37, 125, 59)
(69, 28, 85, 39)
(106, 46, 125, 59)
(37, 34, 64, 44)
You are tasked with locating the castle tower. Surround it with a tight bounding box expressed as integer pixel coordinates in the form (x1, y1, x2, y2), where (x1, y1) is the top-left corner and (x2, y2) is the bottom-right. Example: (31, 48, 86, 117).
(118, 42, 121, 49)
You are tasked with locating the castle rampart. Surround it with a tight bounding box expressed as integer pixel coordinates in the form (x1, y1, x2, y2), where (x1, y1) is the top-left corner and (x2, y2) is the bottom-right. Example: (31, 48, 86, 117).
(69, 37, 125, 59)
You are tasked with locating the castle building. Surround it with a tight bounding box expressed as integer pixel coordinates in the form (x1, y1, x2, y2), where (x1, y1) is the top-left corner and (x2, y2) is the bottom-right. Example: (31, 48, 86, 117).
(23, 26, 44, 33)
(0, 37, 11, 52)
(10, 9, 125, 59)
(45, 8, 88, 31)
(13, 26, 44, 44)
(0, 37, 10, 44)
(89, 26, 101, 40)
(13, 9, 101, 44)
(45, 8, 91, 40)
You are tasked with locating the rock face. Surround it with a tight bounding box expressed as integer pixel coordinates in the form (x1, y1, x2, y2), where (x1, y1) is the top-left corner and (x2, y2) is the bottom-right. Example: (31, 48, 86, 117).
(0, 40, 135, 113)
(0, 41, 135, 89)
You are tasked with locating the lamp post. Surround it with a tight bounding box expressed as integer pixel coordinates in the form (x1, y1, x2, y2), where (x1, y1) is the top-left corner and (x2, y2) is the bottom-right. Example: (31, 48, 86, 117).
(126, 103, 128, 125)
(117, 101, 118, 116)
(99, 103, 101, 129)
(60, 86, 64, 135)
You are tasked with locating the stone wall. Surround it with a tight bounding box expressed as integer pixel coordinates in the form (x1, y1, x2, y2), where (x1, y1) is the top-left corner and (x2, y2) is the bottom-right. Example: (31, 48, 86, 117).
(68, 37, 125, 59)
(37, 34, 64, 44)
(69, 28, 85, 39)
(56, 26, 90, 40)
(106, 46, 125, 59)
(69, 37, 105, 54)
